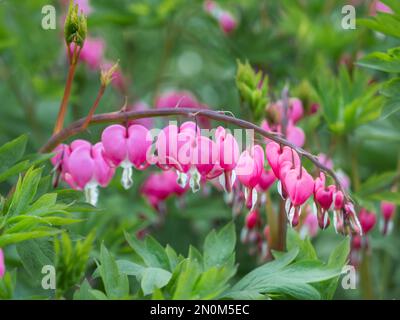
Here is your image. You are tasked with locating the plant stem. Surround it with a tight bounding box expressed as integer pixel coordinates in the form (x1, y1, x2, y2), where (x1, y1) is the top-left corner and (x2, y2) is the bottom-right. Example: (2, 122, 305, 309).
(53, 46, 80, 134)
(360, 246, 374, 299)
(277, 199, 287, 251)
(40, 107, 351, 201)
(81, 84, 106, 130)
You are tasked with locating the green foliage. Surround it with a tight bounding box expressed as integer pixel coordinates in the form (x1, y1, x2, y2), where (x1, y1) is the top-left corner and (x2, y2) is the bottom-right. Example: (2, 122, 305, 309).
(84, 224, 348, 300)
(54, 232, 95, 297)
(236, 60, 269, 122)
(315, 66, 384, 134)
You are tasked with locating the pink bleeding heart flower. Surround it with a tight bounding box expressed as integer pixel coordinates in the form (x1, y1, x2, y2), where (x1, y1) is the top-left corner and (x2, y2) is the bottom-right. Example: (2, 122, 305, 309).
(359, 208, 376, 235)
(69, 37, 105, 70)
(237, 145, 265, 209)
(257, 168, 276, 192)
(64, 141, 114, 205)
(268, 98, 304, 124)
(245, 210, 259, 230)
(286, 122, 305, 148)
(219, 11, 237, 34)
(299, 208, 319, 239)
(332, 190, 345, 234)
(317, 153, 334, 170)
(380, 201, 396, 235)
(156, 124, 180, 170)
(284, 167, 314, 227)
(155, 91, 210, 128)
(215, 126, 240, 193)
(344, 203, 363, 235)
(141, 170, 187, 211)
(371, 1, 393, 15)
(204, 0, 216, 13)
(190, 135, 218, 192)
(0, 249, 5, 278)
(101, 124, 152, 189)
(337, 169, 351, 191)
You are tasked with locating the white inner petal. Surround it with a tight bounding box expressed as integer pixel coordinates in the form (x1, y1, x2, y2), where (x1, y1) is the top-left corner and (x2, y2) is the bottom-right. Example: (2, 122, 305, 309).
(84, 182, 99, 206)
(121, 165, 133, 190)
(176, 170, 188, 188)
(189, 167, 201, 193)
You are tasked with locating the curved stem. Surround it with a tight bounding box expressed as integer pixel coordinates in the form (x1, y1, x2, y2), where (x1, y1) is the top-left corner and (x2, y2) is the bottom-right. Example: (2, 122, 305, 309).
(40, 107, 351, 202)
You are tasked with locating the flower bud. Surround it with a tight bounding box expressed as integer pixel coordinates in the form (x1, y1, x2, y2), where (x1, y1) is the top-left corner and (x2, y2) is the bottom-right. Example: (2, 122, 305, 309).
(64, 0, 87, 48)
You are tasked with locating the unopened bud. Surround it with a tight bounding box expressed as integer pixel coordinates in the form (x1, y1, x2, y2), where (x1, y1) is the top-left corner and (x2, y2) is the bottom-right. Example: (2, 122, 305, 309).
(101, 61, 119, 87)
(64, 0, 87, 48)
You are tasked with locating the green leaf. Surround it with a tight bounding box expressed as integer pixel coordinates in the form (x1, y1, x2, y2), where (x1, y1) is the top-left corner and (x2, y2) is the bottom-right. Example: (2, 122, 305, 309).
(7, 167, 42, 217)
(0, 229, 60, 247)
(116, 260, 145, 276)
(203, 222, 236, 269)
(16, 239, 54, 280)
(0, 135, 28, 174)
(357, 48, 400, 73)
(73, 279, 95, 300)
(141, 267, 172, 296)
(99, 244, 129, 299)
(0, 160, 30, 183)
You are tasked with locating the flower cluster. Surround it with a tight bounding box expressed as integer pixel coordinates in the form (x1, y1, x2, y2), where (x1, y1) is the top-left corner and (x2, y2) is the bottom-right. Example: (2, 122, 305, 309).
(51, 117, 362, 240)
(204, 0, 237, 35)
(261, 98, 305, 147)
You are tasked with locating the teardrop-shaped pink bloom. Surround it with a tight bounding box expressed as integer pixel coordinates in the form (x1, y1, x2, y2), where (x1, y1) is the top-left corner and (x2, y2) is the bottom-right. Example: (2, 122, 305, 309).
(285, 168, 314, 206)
(127, 124, 152, 169)
(193, 135, 218, 177)
(216, 127, 239, 171)
(359, 208, 376, 234)
(101, 124, 128, 167)
(219, 11, 237, 34)
(237, 145, 265, 188)
(245, 210, 259, 230)
(156, 124, 179, 169)
(381, 201, 396, 221)
(257, 168, 276, 192)
(286, 124, 305, 148)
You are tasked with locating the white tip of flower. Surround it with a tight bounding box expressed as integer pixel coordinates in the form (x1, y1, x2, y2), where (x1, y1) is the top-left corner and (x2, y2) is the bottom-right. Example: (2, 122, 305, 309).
(189, 168, 201, 193)
(288, 206, 295, 226)
(285, 198, 291, 216)
(333, 211, 339, 234)
(231, 169, 237, 188)
(219, 172, 227, 192)
(251, 189, 258, 211)
(323, 212, 329, 229)
(277, 180, 283, 199)
(260, 193, 267, 205)
(312, 201, 318, 216)
(121, 165, 133, 190)
(176, 171, 188, 188)
(84, 183, 99, 206)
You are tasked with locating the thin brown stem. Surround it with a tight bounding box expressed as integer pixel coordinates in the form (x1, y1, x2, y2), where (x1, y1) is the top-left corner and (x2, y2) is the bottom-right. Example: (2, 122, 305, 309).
(81, 85, 106, 130)
(53, 45, 80, 134)
(40, 107, 351, 202)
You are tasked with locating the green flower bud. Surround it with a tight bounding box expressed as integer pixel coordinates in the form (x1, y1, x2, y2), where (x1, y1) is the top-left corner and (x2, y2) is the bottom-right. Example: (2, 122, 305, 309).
(64, 0, 87, 47)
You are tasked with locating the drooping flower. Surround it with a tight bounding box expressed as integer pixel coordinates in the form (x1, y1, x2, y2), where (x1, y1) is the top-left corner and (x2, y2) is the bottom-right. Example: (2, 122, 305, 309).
(268, 98, 304, 125)
(100, 61, 126, 92)
(62, 141, 115, 205)
(284, 167, 315, 227)
(215, 126, 240, 193)
(313, 172, 336, 230)
(0, 249, 5, 278)
(237, 145, 265, 209)
(69, 37, 105, 70)
(380, 201, 396, 235)
(265, 142, 300, 198)
(256, 168, 276, 192)
(155, 90, 211, 128)
(299, 207, 319, 239)
(359, 208, 376, 235)
(101, 124, 152, 189)
(140, 170, 187, 211)
(219, 11, 237, 34)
